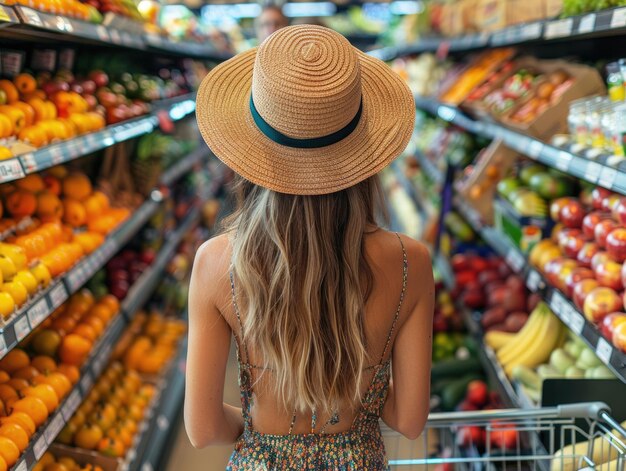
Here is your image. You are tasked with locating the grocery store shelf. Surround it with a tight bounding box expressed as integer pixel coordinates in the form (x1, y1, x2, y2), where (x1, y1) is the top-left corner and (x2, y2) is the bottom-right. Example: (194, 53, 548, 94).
(414, 149, 443, 185)
(0, 197, 160, 361)
(413, 96, 626, 196)
(369, 7, 626, 61)
(434, 253, 455, 291)
(160, 145, 211, 188)
(3, 94, 197, 184)
(1, 6, 231, 60)
(453, 198, 626, 385)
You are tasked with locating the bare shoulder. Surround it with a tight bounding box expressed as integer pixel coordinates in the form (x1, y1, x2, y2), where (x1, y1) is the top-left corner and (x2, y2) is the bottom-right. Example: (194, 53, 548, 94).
(191, 234, 233, 306)
(365, 229, 432, 274)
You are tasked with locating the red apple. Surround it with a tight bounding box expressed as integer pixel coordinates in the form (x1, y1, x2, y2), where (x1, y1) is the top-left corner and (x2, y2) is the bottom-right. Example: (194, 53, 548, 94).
(561, 233, 587, 258)
(600, 312, 626, 340)
(560, 201, 586, 229)
(466, 380, 488, 407)
(545, 258, 578, 288)
(578, 242, 601, 268)
(592, 187, 613, 210)
(606, 228, 626, 262)
(551, 223, 565, 243)
(555, 261, 581, 293)
(89, 70, 109, 88)
(583, 212, 611, 239)
(573, 279, 600, 310)
(594, 259, 623, 290)
(605, 194, 621, 212)
(565, 268, 595, 297)
(462, 290, 486, 310)
(450, 254, 470, 272)
(591, 251, 611, 271)
(556, 228, 582, 247)
(583, 286, 622, 323)
(80, 79, 97, 94)
(550, 197, 575, 222)
(595, 220, 619, 249)
(612, 321, 626, 353)
(490, 423, 519, 450)
(106, 106, 126, 125)
(613, 198, 626, 225)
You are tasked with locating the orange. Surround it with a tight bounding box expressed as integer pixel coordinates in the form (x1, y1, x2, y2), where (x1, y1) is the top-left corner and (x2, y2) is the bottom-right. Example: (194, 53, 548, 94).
(0, 115, 12, 139)
(99, 294, 119, 314)
(36, 191, 63, 220)
(0, 106, 25, 134)
(1, 412, 36, 437)
(0, 436, 19, 466)
(107, 426, 132, 448)
(0, 373, 8, 384)
(74, 424, 103, 450)
(51, 316, 76, 335)
(13, 74, 36, 95)
(5, 190, 36, 219)
(26, 98, 47, 122)
(58, 334, 92, 366)
(120, 418, 137, 435)
(23, 384, 58, 413)
(97, 437, 125, 457)
(11, 102, 35, 127)
(0, 349, 29, 374)
(31, 329, 61, 357)
(36, 372, 70, 399)
(30, 356, 56, 375)
(0, 386, 17, 407)
(12, 366, 39, 382)
(17, 125, 47, 147)
(15, 174, 44, 192)
(6, 379, 28, 393)
(10, 396, 48, 426)
(56, 365, 79, 385)
(38, 451, 55, 466)
(72, 324, 97, 343)
(0, 81, 18, 104)
(72, 233, 97, 254)
(82, 315, 104, 336)
(0, 423, 28, 451)
(0, 455, 6, 471)
(44, 101, 57, 120)
(91, 304, 115, 323)
(30, 263, 51, 288)
(62, 173, 92, 200)
(62, 198, 86, 227)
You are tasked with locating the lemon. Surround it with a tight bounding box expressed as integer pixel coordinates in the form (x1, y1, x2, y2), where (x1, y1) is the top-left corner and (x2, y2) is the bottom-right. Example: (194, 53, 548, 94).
(1, 281, 28, 307)
(0, 292, 15, 318)
(0, 244, 26, 271)
(0, 146, 12, 160)
(13, 271, 38, 295)
(0, 257, 15, 281)
(30, 263, 51, 288)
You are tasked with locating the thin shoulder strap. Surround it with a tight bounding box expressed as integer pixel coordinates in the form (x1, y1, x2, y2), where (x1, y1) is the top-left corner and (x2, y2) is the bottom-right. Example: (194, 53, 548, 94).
(229, 269, 250, 364)
(378, 233, 408, 365)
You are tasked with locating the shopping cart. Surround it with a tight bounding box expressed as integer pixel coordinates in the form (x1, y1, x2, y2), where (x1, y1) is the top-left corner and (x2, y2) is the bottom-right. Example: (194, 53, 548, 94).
(382, 402, 626, 470)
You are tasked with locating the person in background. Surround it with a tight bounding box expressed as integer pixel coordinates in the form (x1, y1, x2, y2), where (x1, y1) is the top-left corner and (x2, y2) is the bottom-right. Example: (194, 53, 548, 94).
(255, 3, 289, 42)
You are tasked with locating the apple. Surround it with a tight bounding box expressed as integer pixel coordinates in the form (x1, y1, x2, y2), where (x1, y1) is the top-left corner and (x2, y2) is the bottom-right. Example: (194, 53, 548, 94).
(527, 292, 542, 312)
(70, 83, 83, 94)
(577, 242, 601, 268)
(565, 268, 595, 297)
(490, 423, 519, 450)
(612, 321, 626, 353)
(545, 258, 578, 288)
(488, 285, 509, 307)
(466, 380, 488, 407)
(594, 259, 623, 291)
(110, 280, 129, 300)
(551, 223, 565, 243)
(560, 201, 586, 228)
(606, 228, 626, 262)
(456, 270, 478, 287)
(584, 287, 622, 323)
(591, 251, 611, 271)
(550, 197, 574, 222)
(556, 228, 582, 247)
(561, 232, 587, 258)
(612, 198, 626, 225)
(583, 212, 611, 239)
(462, 289, 486, 309)
(600, 312, 626, 340)
(478, 270, 501, 287)
(81, 79, 97, 95)
(595, 220, 619, 249)
(89, 70, 109, 88)
(139, 249, 156, 265)
(605, 194, 621, 212)
(84, 95, 98, 111)
(592, 187, 613, 210)
(573, 279, 600, 310)
(106, 106, 126, 125)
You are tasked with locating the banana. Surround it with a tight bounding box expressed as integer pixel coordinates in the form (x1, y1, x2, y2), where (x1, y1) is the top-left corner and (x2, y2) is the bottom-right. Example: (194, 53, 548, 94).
(484, 331, 516, 351)
(497, 303, 548, 365)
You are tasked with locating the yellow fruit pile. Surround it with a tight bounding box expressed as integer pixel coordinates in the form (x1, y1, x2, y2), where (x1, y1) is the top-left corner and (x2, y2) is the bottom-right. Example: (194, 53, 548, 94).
(55, 362, 155, 459)
(34, 450, 104, 471)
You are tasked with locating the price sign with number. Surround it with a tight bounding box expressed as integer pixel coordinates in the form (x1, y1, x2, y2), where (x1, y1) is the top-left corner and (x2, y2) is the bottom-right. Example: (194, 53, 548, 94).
(0, 159, 25, 183)
(62, 389, 82, 420)
(545, 18, 574, 38)
(556, 151, 573, 172)
(27, 298, 49, 329)
(569, 310, 585, 335)
(44, 413, 65, 443)
(526, 270, 542, 292)
(584, 161, 602, 183)
(14, 316, 30, 342)
(21, 6, 43, 26)
(49, 282, 68, 308)
(505, 250, 525, 273)
(612, 7, 626, 28)
(522, 23, 542, 40)
(596, 337, 613, 364)
(0, 335, 7, 358)
(579, 13, 596, 34)
(33, 435, 47, 460)
(599, 167, 618, 189)
(550, 291, 566, 314)
(13, 460, 27, 471)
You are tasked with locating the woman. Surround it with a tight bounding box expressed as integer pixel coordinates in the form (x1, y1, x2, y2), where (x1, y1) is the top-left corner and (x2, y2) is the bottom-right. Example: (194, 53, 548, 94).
(186, 25, 434, 469)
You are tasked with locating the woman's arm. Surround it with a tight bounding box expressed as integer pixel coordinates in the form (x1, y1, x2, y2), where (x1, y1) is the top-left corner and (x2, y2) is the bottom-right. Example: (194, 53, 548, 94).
(382, 239, 434, 440)
(184, 235, 244, 448)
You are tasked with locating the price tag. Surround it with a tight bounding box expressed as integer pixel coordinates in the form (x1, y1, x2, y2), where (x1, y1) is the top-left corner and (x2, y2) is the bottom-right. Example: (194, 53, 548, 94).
(65, 267, 83, 292)
(44, 413, 65, 443)
(545, 18, 574, 39)
(584, 161, 602, 183)
(1, 50, 25, 79)
(0, 334, 6, 358)
(599, 167, 618, 189)
(21, 7, 43, 26)
(0, 159, 25, 183)
(49, 282, 68, 309)
(13, 460, 27, 471)
(80, 371, 94, 394)
(596, 337, 613, 364)
(526, 270, 542, 292)
(521, 22, 542, 40)
(578, 13, 596, 34)
(58, 49, 75, 71)
(611, 7, 626, 28)
(570, 312, 585, 335)
(49, 146, 64, 165)
(62, 389, 82, 420)
(27, 297, 49, 329)
(96, 25, 109, 41)
(54, 15, 73, 32)
(527, 140, 544, 159)
(141, 462, 154, 471)
(505, 250, 525, 273)
(0, 7, 11, 22)
(550, 291, 566, 314)
(14, 316, 30, 342)
(33, 434, 47, 460)
(157, 415, 169, 430)
(110, 29, 122, 44)
(556, 151, 573, 172)
(92, 343, 111, 377)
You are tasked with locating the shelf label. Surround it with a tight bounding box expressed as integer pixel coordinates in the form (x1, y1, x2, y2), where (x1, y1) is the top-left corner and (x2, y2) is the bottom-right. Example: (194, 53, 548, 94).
(526, 270, 542, 292)
(584, 161, 602, 183)
(33, 434, 47, 460)
(54, 15, 73, 32)
(109, 29, 122, 44)
(521, 22, 542, 40)
(44, 413, 65, 443)
(569, 310, 585, 335)
(545, 18, 574, 39)
(599, 167, 618, 189)
(527, 140, 544, 158)
(27, 297, 49, 329)
(505, 250, 525, 273)
(596, 337, 613, 364)
(578, 13, 596, 34)
(96, 25, 109, 41)
(556, 151, 573, 172)
(92, 343, 111, 377)
(49, 145, 64, 165)
(62, 389, 82, 420)
(0, 159, 25, 183)
(21, 7, 43, 27)
(79, 371, 94, 394)
(0, 334, 7, 357)
(0, 7, 11, 23)
(611, 7, 626, 28)
(49, 282, 68, 309)
(13, 460, 27, 471)
(14, 316, 30, 342)
(157, 414, 169, 430)
(550, 291, 566, 314)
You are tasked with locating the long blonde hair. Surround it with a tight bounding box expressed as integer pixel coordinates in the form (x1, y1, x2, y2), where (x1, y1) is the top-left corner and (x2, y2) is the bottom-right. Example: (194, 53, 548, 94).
(225, 175, 385, 415)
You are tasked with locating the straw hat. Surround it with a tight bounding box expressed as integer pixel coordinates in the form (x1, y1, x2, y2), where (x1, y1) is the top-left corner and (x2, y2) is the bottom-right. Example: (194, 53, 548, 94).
(196, 25, 415, 195)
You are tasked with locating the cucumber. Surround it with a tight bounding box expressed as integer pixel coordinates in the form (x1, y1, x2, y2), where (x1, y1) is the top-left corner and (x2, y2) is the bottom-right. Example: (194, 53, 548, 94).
(431, 358, 482, 381)
(431, 377, 457, 396)
(441, 373, 483, 411)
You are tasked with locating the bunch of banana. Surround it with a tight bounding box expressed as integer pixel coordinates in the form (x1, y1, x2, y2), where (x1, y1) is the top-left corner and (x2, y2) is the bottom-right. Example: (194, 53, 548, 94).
(488, 302, 566, 377)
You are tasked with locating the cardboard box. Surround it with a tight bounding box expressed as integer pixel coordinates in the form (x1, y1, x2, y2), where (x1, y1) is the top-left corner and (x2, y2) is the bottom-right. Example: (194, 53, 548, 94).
(545, 0, 563, 18)
(49, 444, 122, 471)
(439, 2, 465, 36)
(475, 0, 545, 32)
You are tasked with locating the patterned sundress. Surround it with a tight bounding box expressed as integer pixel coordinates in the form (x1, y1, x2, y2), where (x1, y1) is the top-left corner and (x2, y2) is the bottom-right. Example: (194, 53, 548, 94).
(227, 234, 408, 470)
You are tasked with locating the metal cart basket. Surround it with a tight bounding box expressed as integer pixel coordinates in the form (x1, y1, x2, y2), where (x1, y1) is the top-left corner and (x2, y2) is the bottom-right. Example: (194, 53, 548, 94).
(382, 402, 626, 470)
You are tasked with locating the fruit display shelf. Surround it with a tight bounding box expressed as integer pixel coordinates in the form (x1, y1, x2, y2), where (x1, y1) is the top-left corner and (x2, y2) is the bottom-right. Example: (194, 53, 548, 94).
(0, 94, 197, 185)
(8, 204, 200, 471)
(391, 163, 429, 222)
(414, 149, 443, 186)
(159, 145, 211, 188)
(368, 7, 626, 61)
(412, 96, 626, 197)
(1, 6, 230, 60)
(453, 198, 626, 385)
(434, 253, 456, 292)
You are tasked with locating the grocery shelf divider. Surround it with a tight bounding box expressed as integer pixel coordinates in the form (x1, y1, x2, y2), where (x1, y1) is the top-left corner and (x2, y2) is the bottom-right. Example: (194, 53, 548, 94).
(413, 96, 626, 196)
(0, 5, 19, 23)
(5, 94, 197, 184)
(368, 7, 626, 61)
(453, 198, 626, 384)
